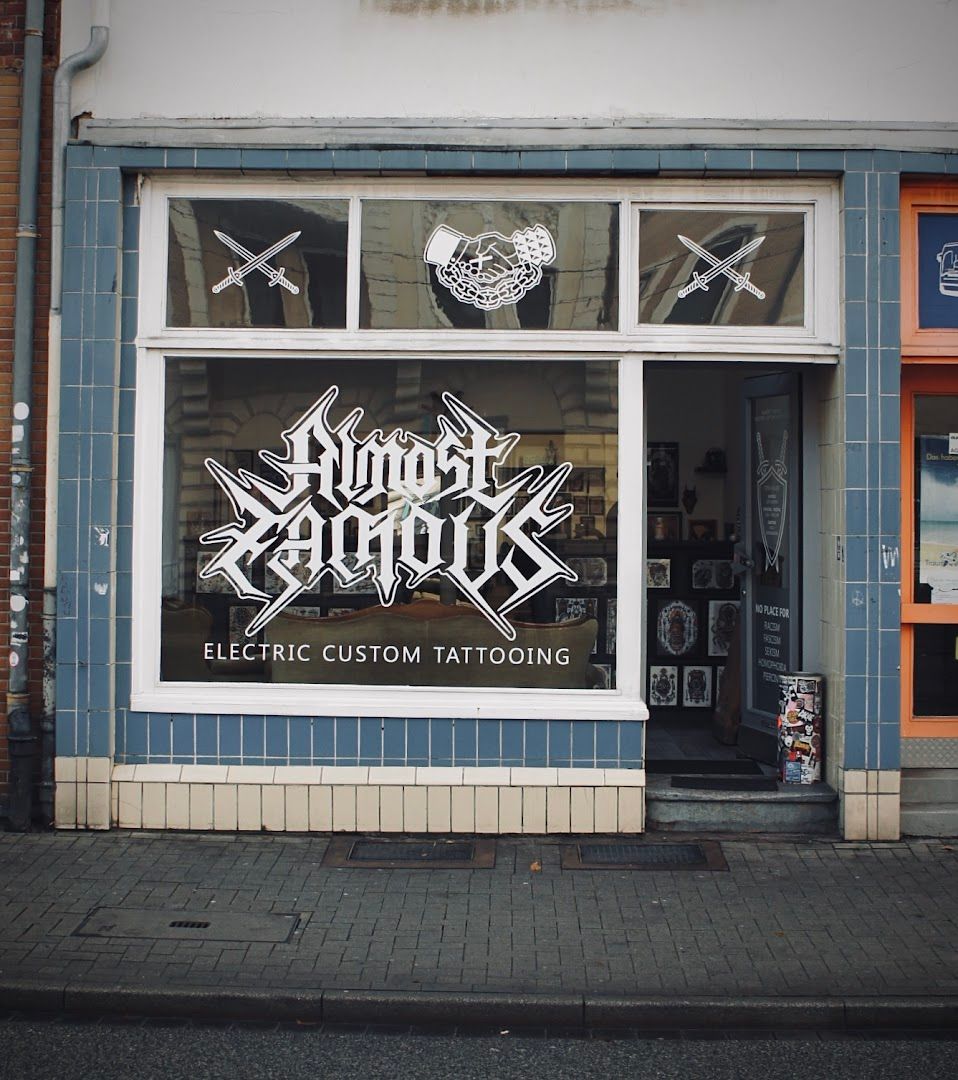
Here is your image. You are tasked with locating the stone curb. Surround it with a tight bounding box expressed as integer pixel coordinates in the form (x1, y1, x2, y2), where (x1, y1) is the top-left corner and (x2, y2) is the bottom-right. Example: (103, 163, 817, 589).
(2, 980, 957, 1031)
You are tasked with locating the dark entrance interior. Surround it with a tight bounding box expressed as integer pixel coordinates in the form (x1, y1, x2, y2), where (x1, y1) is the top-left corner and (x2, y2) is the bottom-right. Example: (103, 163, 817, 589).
(643, 364, 803, 798)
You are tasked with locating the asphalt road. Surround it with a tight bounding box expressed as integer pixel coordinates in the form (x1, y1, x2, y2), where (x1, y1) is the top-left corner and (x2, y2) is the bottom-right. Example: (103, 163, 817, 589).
(0, 1017, 955, 1080)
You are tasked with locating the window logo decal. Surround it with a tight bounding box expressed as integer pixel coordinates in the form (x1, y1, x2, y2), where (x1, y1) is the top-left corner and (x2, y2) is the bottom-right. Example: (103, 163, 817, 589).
(424, 223, 556, 311)
(937, 241, 958, 297)
(677, 233, 766, 300)
(211, 229, 301, 294)
(755, 430, 788, 571)
(199, 387, 577, 640)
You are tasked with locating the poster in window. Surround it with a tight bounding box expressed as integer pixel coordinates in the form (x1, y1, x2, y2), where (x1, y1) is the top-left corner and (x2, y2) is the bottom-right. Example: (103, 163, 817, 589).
(917, 435, 958, 604)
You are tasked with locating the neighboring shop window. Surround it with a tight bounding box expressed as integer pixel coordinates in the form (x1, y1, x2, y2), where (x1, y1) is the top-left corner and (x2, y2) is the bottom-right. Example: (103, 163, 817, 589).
(900, 368, 958, 736)
(159, 356, 619, 691)
(359, 201, 619, 330)
(166, 199, 349, 328)
(917, 212, 958, 330)
(914, 395, 958, 606)
(637, 209, 805, 327)
(912, 625, 958, 717)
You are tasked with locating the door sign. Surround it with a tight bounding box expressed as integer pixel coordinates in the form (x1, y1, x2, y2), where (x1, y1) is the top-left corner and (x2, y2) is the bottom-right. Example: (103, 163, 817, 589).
(755, 430, 788, 571)
(677, 233, 766, 300)
(212, 230, 301, 294)
(424, 223, 556, 311)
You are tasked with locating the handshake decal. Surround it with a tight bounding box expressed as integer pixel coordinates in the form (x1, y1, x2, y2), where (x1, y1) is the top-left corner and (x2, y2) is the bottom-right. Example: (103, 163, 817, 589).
(424, 223, 556, 311)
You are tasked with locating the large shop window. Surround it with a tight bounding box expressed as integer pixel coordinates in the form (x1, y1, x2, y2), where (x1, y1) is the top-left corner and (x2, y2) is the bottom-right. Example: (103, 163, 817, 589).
(158, 356, 619, 693)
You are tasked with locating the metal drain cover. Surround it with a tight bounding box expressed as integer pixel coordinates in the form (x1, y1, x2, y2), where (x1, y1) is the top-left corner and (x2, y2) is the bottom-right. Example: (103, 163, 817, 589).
(351, 840, 474, 862)
(562, 840, 727, 871)
(73, 908, 300, 942)
(323, 836, 496, 869)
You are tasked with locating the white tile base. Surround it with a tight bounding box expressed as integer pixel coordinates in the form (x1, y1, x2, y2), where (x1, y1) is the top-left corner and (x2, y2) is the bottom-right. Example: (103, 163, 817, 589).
(840, 769, 901, 840)
(54, 756, 112, 830)
(62, 764, 647, 834)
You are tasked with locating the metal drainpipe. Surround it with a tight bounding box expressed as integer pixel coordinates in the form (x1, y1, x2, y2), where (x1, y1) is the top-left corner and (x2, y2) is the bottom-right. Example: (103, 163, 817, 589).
(6, 0, 46, 831)
(37, 4, 110, 827)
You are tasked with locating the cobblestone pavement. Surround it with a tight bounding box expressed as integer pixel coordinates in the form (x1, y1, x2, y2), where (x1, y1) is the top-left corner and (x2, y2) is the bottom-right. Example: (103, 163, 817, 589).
(0, 832, 956, 998)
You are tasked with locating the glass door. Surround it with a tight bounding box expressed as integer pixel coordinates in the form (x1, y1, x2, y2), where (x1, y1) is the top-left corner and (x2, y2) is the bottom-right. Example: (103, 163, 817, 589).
(740, 373, 803, 761)
(901, 367, 958, 737)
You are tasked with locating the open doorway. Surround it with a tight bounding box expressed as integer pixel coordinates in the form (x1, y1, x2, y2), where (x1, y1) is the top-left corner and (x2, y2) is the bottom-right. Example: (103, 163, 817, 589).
(644, 363, 804, 784)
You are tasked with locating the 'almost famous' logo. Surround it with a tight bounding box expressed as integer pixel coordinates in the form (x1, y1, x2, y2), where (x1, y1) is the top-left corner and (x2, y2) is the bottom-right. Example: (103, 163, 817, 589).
(199, 387, 577, 640)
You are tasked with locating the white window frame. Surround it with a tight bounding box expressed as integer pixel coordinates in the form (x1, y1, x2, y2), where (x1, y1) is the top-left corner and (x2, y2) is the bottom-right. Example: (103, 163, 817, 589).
(132, 348, 644, 720)
(140, 177, 840, 356)
(131, 176, 838, 720)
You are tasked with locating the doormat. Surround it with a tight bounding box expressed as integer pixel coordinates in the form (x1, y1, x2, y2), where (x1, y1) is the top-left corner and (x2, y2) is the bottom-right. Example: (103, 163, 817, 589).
(670, 775, 779, 792)
(562, 840, 727, 871)
(646, 758, 763, 775)
(322, 837, 496, 869)
(73, 908, 300, 942)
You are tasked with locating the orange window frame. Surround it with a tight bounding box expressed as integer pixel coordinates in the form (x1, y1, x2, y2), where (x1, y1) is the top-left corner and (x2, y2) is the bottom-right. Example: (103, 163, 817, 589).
(900, 181, 958, 736)
(900, 366, 958, 737)
(901, 183, 958, 357)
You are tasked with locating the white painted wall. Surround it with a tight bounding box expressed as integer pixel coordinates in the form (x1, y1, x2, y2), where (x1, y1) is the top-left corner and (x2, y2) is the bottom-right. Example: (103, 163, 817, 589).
(62, 0, 957, 127)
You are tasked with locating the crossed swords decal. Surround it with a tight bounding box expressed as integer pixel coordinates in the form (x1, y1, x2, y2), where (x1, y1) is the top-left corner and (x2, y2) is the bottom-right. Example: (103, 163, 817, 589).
(677, 234, 766, 300)
(212, 230, 301, 295)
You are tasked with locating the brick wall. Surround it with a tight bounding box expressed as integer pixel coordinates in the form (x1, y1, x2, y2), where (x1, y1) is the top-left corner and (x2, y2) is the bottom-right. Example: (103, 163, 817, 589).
(0, 0, 60, 806)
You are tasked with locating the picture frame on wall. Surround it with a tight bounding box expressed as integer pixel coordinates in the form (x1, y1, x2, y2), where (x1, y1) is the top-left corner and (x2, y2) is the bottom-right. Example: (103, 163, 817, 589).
(648, 512, 681, 543)
(708, 600, 741, 657)
(648, 665, 678, 706)
(555, 597, 599, 623)
(646, 558, 671, 588)
(683, 665, 713, 708)
(656, 598, 699, 657)
(647, 442, 679, 507)
(567, 557, 608, 587)
(691, 559, 714, 589)
(688, 518, 718, 541)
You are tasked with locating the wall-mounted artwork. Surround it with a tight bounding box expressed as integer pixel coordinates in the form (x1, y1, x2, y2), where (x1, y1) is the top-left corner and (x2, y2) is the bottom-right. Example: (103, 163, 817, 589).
(647, 442, 679, 507)
(646, 558, 671, 588)
(555, 597, 599, 623)
(656, 599, 698, 657)
(567, 557, 608, 587)
(683, 665, 712, 708)
(692, 559, 735, 589)
(648, 665, 678, 706)
(648, 512, 681, 543)
(688, 518, 718, 542)
(708, 600, 741, 657)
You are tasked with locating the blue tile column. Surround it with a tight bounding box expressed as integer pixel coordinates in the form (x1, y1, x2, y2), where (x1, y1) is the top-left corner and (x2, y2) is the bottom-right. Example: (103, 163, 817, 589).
(57, 149, 123, 764)
(841, 154, 902, 775)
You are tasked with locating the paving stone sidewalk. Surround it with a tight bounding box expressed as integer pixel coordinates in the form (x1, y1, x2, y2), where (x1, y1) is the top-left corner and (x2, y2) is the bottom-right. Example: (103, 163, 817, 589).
(0, 832, 956, 1001)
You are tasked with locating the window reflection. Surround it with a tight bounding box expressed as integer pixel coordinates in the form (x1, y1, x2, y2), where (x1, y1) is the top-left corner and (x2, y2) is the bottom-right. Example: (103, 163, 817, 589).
(639, 209, 805, 327)
(167, 199, 349, 328)
(161, 357, 619, 690)
(360, 201, 618, 330)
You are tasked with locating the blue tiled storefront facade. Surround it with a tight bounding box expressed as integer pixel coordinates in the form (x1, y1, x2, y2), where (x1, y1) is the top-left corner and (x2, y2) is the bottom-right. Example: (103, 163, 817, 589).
(53, 141, 958, 816)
